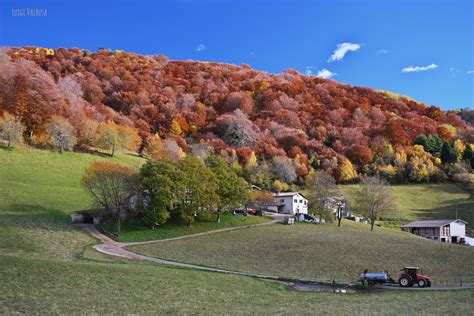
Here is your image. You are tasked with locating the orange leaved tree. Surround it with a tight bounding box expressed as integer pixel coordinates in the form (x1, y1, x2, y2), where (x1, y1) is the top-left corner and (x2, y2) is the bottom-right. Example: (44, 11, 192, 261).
(0, 112, 25, 147)
(95, 121, 140, 157)
(82, 161, 138, 236)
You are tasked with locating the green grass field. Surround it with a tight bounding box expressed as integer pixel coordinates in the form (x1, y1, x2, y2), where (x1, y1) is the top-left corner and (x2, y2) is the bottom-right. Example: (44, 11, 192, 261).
(340, 184, 474, 231)
(0, 146, 144, 259)
(2, 255, 473, 315)
(100, 214, 269, 242)
(1, 146, 474, 314)
(131, 221, 474, 284)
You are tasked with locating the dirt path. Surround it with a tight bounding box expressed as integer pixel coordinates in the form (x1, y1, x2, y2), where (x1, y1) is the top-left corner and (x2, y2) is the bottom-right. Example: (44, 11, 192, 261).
(75, 218, 474, 292)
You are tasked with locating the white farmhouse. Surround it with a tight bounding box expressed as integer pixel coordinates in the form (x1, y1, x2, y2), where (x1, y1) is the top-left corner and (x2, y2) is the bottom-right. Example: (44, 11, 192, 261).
(266, 192, 308, 215)
(401, 219, 467, 243)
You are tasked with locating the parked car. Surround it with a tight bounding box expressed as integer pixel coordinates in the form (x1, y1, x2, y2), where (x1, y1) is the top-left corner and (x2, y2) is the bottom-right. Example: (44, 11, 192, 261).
(233, 208, 257, 216)
(296, 214, 316, 223)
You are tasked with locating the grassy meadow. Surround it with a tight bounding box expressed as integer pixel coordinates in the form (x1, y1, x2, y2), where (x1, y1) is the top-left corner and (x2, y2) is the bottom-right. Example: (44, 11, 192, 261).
(131, 221, 474, 285)
(340, 184, 474, 232)
(0, 146, 144, 259)
(100, 214, 269, 242)
(3, 255, 473, 315)
(1, 146, 473, 314)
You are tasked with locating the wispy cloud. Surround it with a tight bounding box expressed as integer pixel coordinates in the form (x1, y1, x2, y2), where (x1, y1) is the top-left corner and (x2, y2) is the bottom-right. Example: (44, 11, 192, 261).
(376, 49, 388, 55)
(328, 43, 361, 62)
(402, 63, 438, 73)
(305, 66, 315, 76)
(195, 44, 206, 52)
(468, 70, 474, 74)
(316, 68, 336, 79)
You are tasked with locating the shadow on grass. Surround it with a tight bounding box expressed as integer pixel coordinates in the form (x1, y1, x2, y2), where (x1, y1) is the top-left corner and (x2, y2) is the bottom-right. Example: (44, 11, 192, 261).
(0, 145, 15, 152)
(0, 204, 72, 230)
(416, 199, 474, 234)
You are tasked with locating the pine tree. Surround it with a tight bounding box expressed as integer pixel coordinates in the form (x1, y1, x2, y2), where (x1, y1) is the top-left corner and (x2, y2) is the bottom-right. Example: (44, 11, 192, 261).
(440, 142, 457, 164)
(462, 144, 474, 168)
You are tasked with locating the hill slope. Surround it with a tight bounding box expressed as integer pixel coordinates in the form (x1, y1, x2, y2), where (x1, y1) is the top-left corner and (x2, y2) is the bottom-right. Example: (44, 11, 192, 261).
(1, 47, 472, 184)
(131, 222, 474, 284)
(0, 147, 144, 259)
(1, 147, 473, 313)
(340, 184, 474, 232)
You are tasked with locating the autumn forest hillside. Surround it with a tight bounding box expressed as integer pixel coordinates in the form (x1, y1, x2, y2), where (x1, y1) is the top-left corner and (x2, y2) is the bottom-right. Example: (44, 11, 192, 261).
(1, 47, 473, 189)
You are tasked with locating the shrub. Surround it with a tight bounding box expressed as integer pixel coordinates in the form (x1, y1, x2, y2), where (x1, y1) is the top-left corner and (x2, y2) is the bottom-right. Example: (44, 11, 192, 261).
(175, 212, 195, 226)
(144, 209, 170, 228)
(196, 211, 216, 222)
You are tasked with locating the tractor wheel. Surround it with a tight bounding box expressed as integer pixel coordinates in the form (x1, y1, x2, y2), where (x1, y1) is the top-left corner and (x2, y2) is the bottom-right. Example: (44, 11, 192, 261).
(427, 280, 432, 288)
(399, 276, 411, 288)
(417, 279, 427, 288)
(367, 280, 375, 287)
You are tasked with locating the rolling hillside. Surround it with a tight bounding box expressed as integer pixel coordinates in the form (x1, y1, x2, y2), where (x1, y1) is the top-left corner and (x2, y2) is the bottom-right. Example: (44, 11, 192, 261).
(340, 184, 474, 232)
(1, 47, 472, 185)
(131, 222, 474, 284)
(1, 147, 474, 313)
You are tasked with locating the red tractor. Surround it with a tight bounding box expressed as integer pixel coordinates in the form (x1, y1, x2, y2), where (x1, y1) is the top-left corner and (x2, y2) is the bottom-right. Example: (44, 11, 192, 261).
(398, 267, 431, 287)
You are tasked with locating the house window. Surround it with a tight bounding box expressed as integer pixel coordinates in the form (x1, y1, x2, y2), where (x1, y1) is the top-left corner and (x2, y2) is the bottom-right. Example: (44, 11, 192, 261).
(299, 199, 303, 203)
(294, 199, 297, 203)
(280, 199, 284, 203)
(304, 201, 307, 205)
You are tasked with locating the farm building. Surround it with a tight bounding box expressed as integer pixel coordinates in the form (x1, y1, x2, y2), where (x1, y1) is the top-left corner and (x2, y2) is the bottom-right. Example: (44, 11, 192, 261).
(265, 192, 308, 215)
(401, 219, 467, 244)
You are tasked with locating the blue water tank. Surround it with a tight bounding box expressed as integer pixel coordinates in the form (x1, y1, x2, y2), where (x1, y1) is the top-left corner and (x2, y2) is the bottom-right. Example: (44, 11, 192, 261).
(360, 272, 389, 281)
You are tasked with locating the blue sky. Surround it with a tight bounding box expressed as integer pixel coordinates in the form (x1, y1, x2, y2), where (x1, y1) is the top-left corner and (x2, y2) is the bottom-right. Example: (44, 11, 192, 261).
(1, 0, 472, 110)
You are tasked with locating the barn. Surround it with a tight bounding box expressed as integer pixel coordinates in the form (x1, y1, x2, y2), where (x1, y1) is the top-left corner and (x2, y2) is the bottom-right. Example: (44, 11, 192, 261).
(401, 219, 467, 243)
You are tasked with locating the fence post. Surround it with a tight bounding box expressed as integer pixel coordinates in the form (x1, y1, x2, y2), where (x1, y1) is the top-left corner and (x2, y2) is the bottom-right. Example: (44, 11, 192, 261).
(460, 276, 463, 287)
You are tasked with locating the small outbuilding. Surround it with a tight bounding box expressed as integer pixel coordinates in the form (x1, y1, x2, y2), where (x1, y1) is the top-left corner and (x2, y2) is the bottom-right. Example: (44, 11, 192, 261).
(70, 210, 105, 225)
(401, 219, 467, 243)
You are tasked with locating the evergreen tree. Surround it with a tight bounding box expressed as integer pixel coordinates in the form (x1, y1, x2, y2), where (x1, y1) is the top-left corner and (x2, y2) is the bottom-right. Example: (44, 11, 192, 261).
(462, 144, 474, 168)
(414, 134, 443, 156)
(440, 142, 457, 164)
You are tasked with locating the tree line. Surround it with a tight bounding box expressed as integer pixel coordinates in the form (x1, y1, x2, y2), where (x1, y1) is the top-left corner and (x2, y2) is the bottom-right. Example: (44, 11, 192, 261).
(82, 155, 249, 236)
(1, 47, 472, 189)
(0, 112, 139, 156)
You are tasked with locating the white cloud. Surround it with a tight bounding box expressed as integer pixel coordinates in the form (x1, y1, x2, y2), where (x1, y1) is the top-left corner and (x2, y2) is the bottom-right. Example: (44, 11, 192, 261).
(328, 43, 361, 62)
(305, 66, 315, 76)
(376, 49, 388, 55)
(195, 44, 206, 52)
(468, 70, 474, 74)
(401, 63, 438, 73)
(316, 68, 336, 79)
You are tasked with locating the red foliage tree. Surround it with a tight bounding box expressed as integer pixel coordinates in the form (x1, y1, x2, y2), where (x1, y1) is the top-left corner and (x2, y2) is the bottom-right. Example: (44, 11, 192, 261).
(345, 144, 373, 168)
